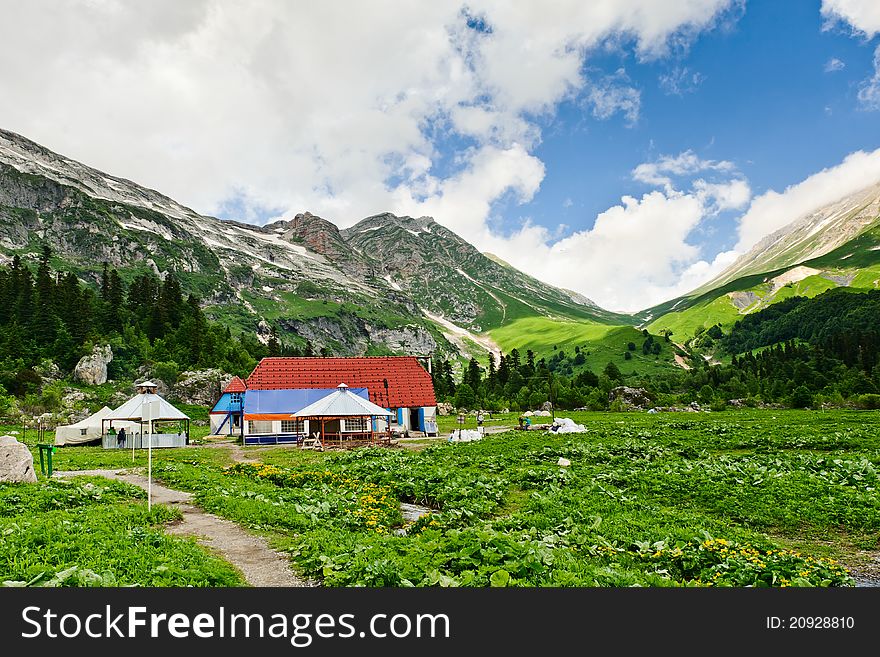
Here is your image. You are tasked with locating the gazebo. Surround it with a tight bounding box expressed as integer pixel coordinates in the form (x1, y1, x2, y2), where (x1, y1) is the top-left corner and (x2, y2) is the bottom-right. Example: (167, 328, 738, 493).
(101, 381, 191, 449)
(293, 383, 392, 449)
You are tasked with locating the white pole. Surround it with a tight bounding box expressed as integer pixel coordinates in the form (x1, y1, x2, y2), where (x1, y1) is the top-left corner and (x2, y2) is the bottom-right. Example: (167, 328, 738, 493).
(147, 398, 152, 512)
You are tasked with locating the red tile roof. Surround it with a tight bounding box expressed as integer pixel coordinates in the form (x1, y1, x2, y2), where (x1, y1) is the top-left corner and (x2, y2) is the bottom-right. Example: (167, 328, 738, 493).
(246, 357, 436, 408)
(223, 376, 247, 394)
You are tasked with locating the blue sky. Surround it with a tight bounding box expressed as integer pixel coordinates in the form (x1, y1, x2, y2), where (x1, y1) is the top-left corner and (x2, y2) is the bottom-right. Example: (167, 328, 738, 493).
(495, 0, 880, 262)
(3, 1, 880, 311)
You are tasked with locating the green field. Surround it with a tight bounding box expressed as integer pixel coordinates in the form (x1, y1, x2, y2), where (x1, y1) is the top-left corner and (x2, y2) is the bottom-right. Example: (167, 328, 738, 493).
(6, 409, 877, 587)
(0, 474, 244, 587)
(490, 317, 675, 374)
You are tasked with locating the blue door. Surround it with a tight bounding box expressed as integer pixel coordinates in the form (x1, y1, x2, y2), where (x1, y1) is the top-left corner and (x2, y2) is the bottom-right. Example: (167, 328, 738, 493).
(417, 407, 425, 431)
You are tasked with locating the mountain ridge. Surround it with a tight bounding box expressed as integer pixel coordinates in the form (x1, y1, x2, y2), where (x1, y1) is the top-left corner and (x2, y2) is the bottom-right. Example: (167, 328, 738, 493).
(0, 128, 622, 362)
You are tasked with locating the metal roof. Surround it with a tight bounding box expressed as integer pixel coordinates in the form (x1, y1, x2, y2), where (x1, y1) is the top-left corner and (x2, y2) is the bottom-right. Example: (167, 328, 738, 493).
(293, 383, 392, 417)
(105, 393, 190, 421)
(243, 387, 368, 416)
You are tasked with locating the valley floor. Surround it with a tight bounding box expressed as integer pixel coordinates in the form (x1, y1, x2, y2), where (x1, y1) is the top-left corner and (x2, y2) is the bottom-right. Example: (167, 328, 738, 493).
(2, 409, 878, 587)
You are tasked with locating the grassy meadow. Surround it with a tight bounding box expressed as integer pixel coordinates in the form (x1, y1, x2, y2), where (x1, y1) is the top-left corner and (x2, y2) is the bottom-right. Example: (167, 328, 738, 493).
(4, 409, 877, 587)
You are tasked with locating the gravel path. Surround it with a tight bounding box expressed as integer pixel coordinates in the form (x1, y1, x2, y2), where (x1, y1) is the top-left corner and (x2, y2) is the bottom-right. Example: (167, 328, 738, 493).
(55, 468, 311, 587)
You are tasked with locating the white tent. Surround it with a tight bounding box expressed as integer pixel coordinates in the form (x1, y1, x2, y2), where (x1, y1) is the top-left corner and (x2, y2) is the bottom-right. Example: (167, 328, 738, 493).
(54, 407, 139, 446)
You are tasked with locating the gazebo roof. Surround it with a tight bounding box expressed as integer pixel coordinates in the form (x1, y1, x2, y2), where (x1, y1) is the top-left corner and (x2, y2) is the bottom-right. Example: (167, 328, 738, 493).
(293, 383, 392, 418)
(105, 393, 190, 422)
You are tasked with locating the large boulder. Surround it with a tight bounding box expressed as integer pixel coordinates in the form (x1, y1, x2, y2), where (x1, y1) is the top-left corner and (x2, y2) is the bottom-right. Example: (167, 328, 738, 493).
(170, 369, 233, 406)
(0, 435, 37, 483)
(609, 386, 653, 409)
(436, 402, 454, 416)
(74, 344, 113, 385)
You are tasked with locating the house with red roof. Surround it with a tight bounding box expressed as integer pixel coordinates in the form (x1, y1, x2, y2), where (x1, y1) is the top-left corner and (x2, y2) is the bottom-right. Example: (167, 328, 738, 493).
(209, 357, 438, 443)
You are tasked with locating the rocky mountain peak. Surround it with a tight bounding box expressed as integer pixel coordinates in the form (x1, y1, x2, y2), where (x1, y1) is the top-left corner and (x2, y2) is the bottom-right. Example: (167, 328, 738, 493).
(696, 179, 880, 293)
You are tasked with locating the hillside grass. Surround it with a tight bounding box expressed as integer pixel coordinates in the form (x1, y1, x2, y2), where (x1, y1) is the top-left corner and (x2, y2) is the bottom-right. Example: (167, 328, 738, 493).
(646, 294, 744, 341)
(490, 318, 675, 374)
(647, 268, 878, 343)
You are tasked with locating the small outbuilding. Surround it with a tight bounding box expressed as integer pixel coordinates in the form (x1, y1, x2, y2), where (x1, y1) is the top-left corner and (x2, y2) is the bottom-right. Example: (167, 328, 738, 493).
(241, 387, 370, 445)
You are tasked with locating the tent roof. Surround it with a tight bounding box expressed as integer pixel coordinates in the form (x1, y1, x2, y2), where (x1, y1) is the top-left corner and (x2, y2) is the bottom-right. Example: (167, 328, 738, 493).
(105, 393, 190, 421)
(293, 383, 392, 417)
(67, 406, 114, 428)
(244, 387, 368, 417)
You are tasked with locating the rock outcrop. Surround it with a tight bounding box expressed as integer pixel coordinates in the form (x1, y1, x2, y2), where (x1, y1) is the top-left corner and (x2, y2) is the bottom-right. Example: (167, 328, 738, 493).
(73, 344, 113, 385)
(0, 435, 37, 483)
(609, 386, 653, 409)
(170, 369, 233, 406)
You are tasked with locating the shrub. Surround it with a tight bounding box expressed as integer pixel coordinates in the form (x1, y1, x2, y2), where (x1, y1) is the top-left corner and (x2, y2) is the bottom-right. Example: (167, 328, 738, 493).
(790, 386, 813, 409)
(856, 394, 880, 410)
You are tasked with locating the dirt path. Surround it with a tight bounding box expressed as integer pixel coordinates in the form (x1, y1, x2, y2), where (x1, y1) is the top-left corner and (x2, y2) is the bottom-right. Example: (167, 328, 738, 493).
(55, 468, 311, 587)
(200, 439, 276, 464)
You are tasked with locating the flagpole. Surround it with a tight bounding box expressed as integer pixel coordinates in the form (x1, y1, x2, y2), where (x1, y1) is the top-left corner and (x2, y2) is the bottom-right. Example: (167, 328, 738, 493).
(147, 396, 152, 512)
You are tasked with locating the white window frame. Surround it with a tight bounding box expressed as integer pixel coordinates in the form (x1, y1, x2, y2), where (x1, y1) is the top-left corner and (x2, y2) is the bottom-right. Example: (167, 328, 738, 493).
(281, 419, 304, 434)
(344, 417, 368, 432)
(248, 420, 273, 435)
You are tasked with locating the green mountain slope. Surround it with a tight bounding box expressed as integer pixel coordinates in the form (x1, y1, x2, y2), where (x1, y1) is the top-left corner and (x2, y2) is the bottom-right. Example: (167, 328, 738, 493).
(641, 183, 880, 346)
(341, 213, 630, 332)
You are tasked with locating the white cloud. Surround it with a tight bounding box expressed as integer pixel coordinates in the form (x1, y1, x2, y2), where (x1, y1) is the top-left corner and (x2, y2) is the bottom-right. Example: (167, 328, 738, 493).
(658, 66, 707, 94)
(0, 0, 742, 313)
(857, 45, 880, 110)
(632, 149, 736, 188)
(0, 0, 738, 225)
(471, 168, 750, 312)
(479, 190, 711, 312)
(735, 147, 880, 251)
(821, 1, 880, 110)
(824, 57, 846, 72)
(693, 178, 752, 213)
(584, 69, 641, 124)
(822, 0, 880, 35)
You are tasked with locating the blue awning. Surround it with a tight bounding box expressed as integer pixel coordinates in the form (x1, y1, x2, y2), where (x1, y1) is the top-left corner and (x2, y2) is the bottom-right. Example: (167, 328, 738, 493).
(243, 388, 369, 417)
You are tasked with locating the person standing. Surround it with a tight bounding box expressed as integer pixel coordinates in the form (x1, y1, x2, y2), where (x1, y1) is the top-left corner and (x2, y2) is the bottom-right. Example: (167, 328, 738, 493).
(117, 426, 126, 449)
(477, 411, 484, 435)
